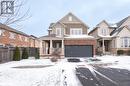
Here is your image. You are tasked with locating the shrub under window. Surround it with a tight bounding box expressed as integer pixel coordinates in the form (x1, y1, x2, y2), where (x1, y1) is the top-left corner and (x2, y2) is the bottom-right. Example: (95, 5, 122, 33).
(117, 50, 124, 55)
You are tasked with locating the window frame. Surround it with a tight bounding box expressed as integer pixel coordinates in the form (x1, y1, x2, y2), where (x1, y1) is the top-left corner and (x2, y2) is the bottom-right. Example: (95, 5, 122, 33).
(121, 37, 130, 48)
(0, 29, 2, 36)
(101, 28, 108, 36)
(56, 28, 62, 36)
(68, 16, 72, 21)
(70, 28, 82, 35)
(9, 32, 15, 39)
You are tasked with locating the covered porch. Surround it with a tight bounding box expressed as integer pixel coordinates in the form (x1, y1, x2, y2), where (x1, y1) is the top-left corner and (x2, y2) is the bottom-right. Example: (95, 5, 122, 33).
(40, 37, 64, 58)
(97, 36, 114, 55)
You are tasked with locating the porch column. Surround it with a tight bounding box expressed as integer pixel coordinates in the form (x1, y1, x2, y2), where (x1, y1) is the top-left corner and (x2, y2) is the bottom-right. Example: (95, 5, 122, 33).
(61, 40, 64, 58)
(45, 41, 48, 54)
(42, 41, 45, 55)
(62, 40, 64, 48)
(102, 38, 105, 55)
(50, 40, 53, 54)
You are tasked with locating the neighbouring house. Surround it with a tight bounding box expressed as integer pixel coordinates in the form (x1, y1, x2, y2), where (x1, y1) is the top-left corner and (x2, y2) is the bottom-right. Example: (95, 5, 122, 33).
(89, 16, 130, 55)
(39, 12, 96, 58)
(0, 23, 39, 48)
(29, 35, 40, 48)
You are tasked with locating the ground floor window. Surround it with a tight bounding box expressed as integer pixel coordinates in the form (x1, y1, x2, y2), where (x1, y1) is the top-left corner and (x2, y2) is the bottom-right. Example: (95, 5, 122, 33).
(121, 37, 130, 48)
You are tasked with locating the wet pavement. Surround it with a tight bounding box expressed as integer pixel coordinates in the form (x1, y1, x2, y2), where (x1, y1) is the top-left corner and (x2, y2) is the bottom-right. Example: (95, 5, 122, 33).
(76, 66, 130, 86)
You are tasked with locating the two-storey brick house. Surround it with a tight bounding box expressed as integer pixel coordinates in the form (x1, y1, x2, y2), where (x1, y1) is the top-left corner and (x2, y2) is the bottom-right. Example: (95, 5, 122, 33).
(0, 23, 39, 48)
(39, 13, 96, 58)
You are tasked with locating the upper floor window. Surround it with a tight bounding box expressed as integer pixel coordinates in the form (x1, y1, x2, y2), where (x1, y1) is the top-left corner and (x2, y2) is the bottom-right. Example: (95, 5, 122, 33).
(70, 28, 82, 35)
(19, 35, 22, 41)
(56, 28, 62, 36)
(9, 32, 15, 39)
(101, 28, 108, 36)
(0, 29, 2, 36)
(25, 37, 28, 42)
(121, 37, 130, 48)
(0, 29, 5, 36)
(69, 16, 72, 21)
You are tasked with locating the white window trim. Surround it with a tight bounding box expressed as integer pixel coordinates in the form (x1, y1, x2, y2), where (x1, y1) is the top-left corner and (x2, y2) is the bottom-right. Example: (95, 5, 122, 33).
(0, 29, 2, 36)
(101, 28, 108, 36)
(9, 32, 15, 39)
(121, 37, 130, 48)
(70, 28, 82, 35)
(19, 35, 22, 41)
(24, 37, 28, 42)
(56, 28, 62, 36)
(0, 29, 5, 36)
(69, 16, 72, 21)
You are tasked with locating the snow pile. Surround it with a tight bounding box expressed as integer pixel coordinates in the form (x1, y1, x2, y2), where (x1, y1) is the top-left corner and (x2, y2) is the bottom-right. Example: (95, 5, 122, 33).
(96, 55, 130, 70)
(65, 35, 95, 39)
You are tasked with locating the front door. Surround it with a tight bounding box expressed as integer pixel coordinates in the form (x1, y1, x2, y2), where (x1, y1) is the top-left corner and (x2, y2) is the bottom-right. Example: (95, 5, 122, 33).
(104, 40, 109, 51)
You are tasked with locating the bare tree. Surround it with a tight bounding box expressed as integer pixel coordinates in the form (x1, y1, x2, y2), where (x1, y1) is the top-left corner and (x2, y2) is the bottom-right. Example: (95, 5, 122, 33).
(0, 0, 30, 25)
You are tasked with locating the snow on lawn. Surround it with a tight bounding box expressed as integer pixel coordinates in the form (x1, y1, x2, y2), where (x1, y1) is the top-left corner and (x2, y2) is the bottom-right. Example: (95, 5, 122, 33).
(96, 55, 130, 70)
(0, 59, 61, 86)
(0, 59, 83, 86)
(1, 55, 130, 86)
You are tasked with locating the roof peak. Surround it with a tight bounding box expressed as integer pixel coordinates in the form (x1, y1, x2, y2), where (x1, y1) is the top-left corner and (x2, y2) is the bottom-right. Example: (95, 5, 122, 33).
(96, 20, 109, 27)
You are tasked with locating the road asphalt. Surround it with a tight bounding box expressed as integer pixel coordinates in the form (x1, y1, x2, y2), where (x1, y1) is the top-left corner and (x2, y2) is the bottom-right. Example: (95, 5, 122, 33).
(76, 66, 130, 86)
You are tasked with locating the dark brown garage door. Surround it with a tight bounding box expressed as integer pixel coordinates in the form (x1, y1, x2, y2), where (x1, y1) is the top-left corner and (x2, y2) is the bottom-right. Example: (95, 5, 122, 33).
(65, 45, 93, 57)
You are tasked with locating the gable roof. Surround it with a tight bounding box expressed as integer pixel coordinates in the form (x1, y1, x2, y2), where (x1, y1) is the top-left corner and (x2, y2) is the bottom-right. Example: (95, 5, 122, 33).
(49, 22, 66, 28)
(49, 12, 89, 29)
(110, 26, 130, 36)
(0, 24, 29, 37)
(96, 20, 110, 27)
(88, 27, 98, 35)
(89, 20, 110, 35)
(60, 12, 89, 27)
(116, 16, 130, 28)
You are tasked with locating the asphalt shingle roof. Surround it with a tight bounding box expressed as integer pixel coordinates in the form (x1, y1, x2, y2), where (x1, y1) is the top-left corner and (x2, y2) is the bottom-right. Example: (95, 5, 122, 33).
(0, 24, 29, 37)
(116, 16, 130, 28)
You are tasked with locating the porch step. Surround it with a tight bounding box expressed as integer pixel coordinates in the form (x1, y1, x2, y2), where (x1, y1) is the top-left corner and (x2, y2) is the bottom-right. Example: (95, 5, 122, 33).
(104, 52, 111, 55)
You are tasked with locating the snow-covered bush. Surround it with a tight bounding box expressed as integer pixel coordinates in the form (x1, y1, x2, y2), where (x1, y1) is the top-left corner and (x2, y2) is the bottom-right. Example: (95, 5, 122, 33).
(127, 50, 130, 55)
(50, 48, 61, 62)
(50, 57, 58, 62)
(117, 50, 124, 55)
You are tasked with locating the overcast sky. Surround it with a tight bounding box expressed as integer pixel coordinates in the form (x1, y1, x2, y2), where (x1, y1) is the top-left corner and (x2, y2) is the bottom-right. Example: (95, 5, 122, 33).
(15, 0, 130, 37)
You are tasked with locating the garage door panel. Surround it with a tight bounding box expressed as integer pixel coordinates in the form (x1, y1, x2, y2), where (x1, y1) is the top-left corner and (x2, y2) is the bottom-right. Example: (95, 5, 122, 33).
(65, 45, 93, 57)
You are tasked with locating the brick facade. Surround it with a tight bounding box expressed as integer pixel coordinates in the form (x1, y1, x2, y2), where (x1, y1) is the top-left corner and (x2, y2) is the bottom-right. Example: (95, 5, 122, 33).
(0, 24, 39, 48)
